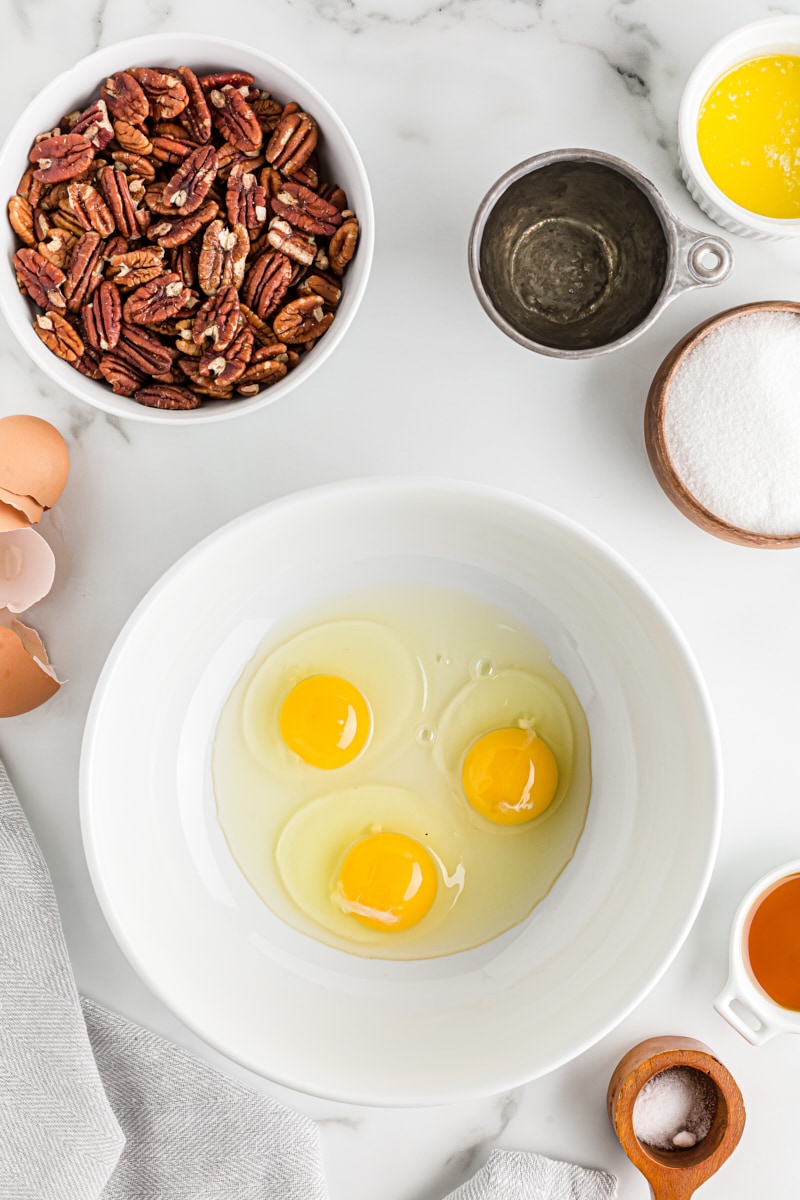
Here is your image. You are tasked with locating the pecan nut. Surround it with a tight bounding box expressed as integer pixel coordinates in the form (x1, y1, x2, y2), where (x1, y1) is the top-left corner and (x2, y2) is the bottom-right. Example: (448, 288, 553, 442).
(146, 198, 218, 248)
(265, 111, 317, 176)
(107, 246, 166, 289)
(67, 182, 115, 236)
(123, 273, 191, 324)
(111, 149, 157, 179)
(241, 249, 292, 318)
(128, 68, 189, 122)
(116, 323, 174, 376)
(8, 196, 35, 246)
(273, 295, 334, 343)
(329, 217, 359, 276)
(266, 217, 315, 265)
(99, 352, 145, 395)
(297, 271, 342, 308)
(33, 309, 84, 362)
(82, 280, 122, 352)
(150, 133, 196, 165)
(98, 166, 141, 238)
(192, 284, 240, 351)
(63, 230, 105, 312)
(177, 66, 212, 143)
(73, 342, 103, 379)
(113, 120, 153, 155)
(197, 220, 249, 294)
(29, 134, 95, 183)
(198, 324, 253, 385)
(162, 145, 218, 214)
(71, 99, 115, 150)
(227, 169, 268, 235)
(207, 87, 262, 154)
(135, 383, 200, 410)
(270, 181, 342, 237)
(101, 72, 149, 125)
(14, 247, 66, 309)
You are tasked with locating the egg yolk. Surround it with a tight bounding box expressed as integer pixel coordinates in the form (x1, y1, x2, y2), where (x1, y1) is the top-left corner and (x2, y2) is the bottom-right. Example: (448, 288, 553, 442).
(336, 832, 438, 931)
(279, 675, 371, 769)
(462, 727, 558, 825)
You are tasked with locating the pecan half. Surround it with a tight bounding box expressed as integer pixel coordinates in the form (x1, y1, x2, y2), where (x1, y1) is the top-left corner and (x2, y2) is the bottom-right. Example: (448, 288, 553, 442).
(99, 165, 141, 239)
(135, 382, 200, 410)
(163, 145, 218, 214)
(8, 196, 35, 245)
(99, 352, 145, 395)
(266, 217, 315, 266)
(237, 355, 287, 390)
(113, 120, 153, 155)
(251, 96, 283, 134)
(33, 309, 84, 361)
(197, 220, 249, 294)
(273, 295, 333, 343)
(14, 248, 66, 309)
(111, 149, 157, 179)
(227, 169, 268, 235)
(82, 281, 122, 351)
(241, 249, 291, 318)
(177, 66, 212, 143)
(63, 230, 105, 312)
(128, 68, 189, 121)
(198, 324, 253, 384)
(191, 284, 240, 351)
(116, 323, 174, 376)
(150, 134, 196, 165)
(329, 218, 359, 276)
(146, 198, 218, 248)
(37, 230, 76, 271)
(297, 271, 342, 307)
(123, 273, 191, 324)
(238, 302, 275, 345)
(207, 87, 262, 154)
(292, 159, 320, 192)
(71, 99, 115, 151)
(199, 71, 255, 90)
(101, 72, 149, 125)
(170, 240, 200, 288)
(265, 111, 317, 176)
(107, 246, 165, 288)
(29, 134, 95, 183)
(270, 181, 342, 237)
(68, 182, 115, 236)
(73, 342, 103, 379)
(144, 181, 176, 215)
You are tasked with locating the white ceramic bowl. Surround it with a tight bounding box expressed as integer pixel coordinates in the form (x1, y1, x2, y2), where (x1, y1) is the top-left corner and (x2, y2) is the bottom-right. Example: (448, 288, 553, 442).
(679, 17, 800, 240)
(716, 859, 800, 1044)
(0, 33, 373, 423)
(80, 479, 721, 1104)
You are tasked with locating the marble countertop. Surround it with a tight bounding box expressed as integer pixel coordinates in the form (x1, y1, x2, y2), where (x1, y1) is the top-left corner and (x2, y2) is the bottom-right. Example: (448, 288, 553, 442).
(3, 0, 800, 1196)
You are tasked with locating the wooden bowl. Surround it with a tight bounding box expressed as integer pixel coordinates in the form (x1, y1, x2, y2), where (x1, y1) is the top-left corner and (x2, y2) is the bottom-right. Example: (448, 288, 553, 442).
(608, 1036, 745, 1200)
(645, 300, 800, 548)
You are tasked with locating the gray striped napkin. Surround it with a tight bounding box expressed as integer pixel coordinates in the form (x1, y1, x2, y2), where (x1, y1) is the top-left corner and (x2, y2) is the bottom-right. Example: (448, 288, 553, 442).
(443, 1150, 617, 1200)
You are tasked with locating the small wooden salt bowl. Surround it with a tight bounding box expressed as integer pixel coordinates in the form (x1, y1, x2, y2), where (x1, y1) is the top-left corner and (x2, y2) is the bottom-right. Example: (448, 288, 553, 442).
(607, 1036, 745, 1200)
(644, 300, 800, 548)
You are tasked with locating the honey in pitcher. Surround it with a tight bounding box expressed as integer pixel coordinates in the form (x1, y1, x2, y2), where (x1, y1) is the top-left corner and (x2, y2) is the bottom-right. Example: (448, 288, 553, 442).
(746, 873, 800, 1010)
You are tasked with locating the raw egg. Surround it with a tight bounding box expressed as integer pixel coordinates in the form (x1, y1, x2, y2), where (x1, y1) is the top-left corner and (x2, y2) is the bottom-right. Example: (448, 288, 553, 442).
(213, 584, 591, 959)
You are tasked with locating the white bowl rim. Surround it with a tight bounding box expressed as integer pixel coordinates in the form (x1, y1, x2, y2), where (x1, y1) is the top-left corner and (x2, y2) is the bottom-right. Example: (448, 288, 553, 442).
(0, 31, 374, 424)
(679, 16, 800, 237)
(79, 476, 723, 1105)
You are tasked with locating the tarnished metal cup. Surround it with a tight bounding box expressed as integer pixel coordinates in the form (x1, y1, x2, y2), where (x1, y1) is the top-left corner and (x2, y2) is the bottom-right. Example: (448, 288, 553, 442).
(468, 149, 734, 359)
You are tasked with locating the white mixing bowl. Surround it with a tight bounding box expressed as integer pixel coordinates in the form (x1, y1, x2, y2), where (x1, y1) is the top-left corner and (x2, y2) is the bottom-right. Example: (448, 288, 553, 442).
(0, 33, 373, 423)
(80, 479, 721, 1104)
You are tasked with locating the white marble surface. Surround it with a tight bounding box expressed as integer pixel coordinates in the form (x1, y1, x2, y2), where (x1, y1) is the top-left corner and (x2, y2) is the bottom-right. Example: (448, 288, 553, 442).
(3, 0, 800, 1196)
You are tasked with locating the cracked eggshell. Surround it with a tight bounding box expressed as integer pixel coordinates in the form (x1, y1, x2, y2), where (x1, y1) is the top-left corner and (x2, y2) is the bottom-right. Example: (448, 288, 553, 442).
(0, 500, 33, 533)
(0, 415, 70, 510)
(0, 486, 44, 525)
(0, 618, 61, 716)
(0, 528, 56, 613)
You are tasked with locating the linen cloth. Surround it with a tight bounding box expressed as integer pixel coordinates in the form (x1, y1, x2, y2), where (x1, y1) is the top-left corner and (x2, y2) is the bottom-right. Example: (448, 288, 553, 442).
(0, 757, 617, 1200)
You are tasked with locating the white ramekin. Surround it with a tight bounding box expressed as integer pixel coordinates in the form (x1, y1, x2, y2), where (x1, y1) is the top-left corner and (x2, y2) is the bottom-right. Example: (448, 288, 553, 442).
(715, 859, 800, 1044)
(0, 34, 374, 424)
(679, 17, 800, 240)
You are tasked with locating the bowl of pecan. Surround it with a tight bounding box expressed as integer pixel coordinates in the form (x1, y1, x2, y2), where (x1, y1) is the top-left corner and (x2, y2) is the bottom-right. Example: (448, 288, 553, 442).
(0, 33, 373, 421)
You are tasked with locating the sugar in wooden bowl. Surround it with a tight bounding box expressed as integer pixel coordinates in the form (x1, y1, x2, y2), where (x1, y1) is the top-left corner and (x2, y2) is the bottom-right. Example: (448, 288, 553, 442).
(645, 301, 800, 547)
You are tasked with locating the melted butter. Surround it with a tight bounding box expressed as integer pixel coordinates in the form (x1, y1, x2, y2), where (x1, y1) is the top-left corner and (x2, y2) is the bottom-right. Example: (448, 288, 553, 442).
(697, 54, 800, 219)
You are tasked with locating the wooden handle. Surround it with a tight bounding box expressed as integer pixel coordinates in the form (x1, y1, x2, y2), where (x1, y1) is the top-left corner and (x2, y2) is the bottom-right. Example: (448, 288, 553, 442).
(650, 1180, 696, 1200)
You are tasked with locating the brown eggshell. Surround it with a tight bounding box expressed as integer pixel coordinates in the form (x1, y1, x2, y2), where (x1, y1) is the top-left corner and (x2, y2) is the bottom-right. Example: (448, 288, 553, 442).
(0, 415, 70, 509)
(0, 486, 43, 525)
(0, 618, 61, 717)
(0, 500, 32, 532)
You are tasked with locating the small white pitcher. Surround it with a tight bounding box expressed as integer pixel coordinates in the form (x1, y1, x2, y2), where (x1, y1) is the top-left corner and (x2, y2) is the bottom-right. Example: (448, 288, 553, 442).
(715, 859, 800, 1044)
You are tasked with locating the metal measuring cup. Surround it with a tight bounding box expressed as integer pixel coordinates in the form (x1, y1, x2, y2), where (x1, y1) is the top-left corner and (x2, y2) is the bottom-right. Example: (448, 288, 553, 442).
(468, 149, 733, 359)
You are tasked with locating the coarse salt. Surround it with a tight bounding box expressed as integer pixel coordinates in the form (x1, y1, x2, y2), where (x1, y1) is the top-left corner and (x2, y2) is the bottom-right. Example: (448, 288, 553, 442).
(632, 1065, 717, 1151)
(663, 312, 800, 535)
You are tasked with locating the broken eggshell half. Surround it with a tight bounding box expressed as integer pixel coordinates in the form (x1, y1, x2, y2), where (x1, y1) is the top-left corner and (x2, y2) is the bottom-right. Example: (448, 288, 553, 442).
(0, 617, 62, 716)
(0, 527, 56, 613)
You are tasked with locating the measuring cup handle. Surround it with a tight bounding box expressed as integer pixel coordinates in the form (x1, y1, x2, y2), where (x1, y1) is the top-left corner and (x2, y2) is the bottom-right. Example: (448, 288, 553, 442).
(715, 983, 776, 1044)
(649, 1180, 697, 1200)
(673, 224, 734, 290)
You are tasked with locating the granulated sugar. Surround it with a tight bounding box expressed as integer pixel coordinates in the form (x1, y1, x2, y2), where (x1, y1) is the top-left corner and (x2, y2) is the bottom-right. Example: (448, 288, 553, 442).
(664, 312, 800, 535)
(632, 1065, 717, 1151)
